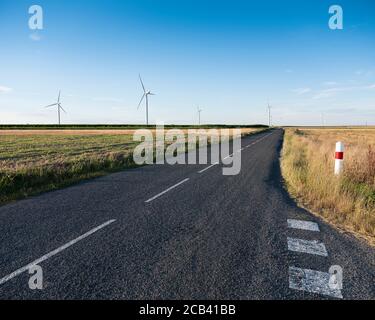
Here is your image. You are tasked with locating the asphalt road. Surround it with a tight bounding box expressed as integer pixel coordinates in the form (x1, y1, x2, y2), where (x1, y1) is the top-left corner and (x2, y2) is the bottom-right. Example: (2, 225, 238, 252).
(0, 129, 374, 300)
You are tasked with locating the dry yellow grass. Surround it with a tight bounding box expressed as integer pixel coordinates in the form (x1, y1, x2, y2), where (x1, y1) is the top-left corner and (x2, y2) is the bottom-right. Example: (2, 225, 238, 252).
(281, 128, 375, 245)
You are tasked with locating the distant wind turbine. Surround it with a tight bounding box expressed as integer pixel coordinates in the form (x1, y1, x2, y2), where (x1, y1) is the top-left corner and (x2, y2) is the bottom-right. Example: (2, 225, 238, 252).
(44, 90, 66, 125)
(137, 75, 155, 126)
(267, 101, 272, 127)
(197, 106, 203, 126)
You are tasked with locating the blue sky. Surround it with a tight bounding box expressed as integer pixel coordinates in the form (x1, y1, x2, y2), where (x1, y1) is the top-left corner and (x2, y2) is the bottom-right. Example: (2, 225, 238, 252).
(0, 0, 374, 125)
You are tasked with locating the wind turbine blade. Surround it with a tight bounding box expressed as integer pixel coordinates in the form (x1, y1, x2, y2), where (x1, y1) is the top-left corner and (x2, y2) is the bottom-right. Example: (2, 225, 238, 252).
(137, 93, 146, 109)
(44, 103, 58, 108)
(59, 105, 67, 113)
(139, 75, 146, 93)
(149, 92, 156, 96)
(58, 90, 61, 103)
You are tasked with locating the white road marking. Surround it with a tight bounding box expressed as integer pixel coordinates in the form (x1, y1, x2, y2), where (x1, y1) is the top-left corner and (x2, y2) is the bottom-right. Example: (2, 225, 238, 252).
(223, 153, 233, 160)
(145, 178, 190, 203)
(255, 133, 273, 143)
(146, 132, 274, 202)
(0, 219, 116, 286)
(245, 132, 273, 148)
(287, 237, 328, 256)
(221, 132, 274, 160)
(287, 219, 320, 232)
(289, 266, 343, 299)
(198, 162, 219, 174)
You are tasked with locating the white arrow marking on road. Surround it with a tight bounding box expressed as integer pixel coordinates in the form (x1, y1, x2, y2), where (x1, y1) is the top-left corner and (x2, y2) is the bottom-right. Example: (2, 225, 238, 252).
(289, 266, 343, 299)
(0, 219, 116, 286)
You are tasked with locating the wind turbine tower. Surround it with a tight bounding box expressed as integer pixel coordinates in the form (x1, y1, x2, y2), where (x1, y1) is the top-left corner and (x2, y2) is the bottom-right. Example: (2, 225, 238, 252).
(138, 75, 155, 126)
(197, 106, 203, 126)
(44, 90, 66, 125)
(267, 102, 272, 127)
(321, 112, 325, 127)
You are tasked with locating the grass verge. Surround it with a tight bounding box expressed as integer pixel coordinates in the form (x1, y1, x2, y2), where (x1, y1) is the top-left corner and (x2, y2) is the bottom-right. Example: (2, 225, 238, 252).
(281, 128, 375, 245)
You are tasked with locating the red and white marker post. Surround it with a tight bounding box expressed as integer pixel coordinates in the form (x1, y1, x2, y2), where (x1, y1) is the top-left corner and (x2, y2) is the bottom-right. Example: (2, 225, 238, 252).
(334, 142, 344, 175)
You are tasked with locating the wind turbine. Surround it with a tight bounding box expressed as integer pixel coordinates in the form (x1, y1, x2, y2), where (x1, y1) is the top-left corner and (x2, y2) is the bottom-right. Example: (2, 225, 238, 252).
(44, 90, 66, 125)
(267, 101, 272, 127)
(197, 106, 202, 126)
(137, 75, 155, 126)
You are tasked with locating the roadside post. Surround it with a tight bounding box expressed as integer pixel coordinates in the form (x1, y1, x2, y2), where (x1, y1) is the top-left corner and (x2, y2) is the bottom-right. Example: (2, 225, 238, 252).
(334, 142, 344, 175)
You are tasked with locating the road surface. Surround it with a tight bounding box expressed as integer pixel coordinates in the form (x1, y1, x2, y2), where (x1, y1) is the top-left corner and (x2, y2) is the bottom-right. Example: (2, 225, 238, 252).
(0, 129, 374, 299)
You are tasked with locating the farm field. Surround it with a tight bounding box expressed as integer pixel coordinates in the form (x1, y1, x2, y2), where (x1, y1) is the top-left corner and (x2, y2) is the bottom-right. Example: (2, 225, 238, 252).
(0, 127, 261, 205)
(0, 127, 259, 136)
(281, 128, 375, 245)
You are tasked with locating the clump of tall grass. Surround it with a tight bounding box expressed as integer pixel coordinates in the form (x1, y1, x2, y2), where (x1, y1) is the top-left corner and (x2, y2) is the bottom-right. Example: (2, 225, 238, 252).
(281, 129, 375, 244)
(0, 152, 137, 203)
(345, 146, 375, 188)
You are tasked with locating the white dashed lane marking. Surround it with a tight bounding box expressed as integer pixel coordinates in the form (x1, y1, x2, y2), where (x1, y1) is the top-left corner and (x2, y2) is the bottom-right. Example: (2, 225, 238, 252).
(289, 266, 343, 299)
(145, 178, 190, 203)
(287, 219, 320, 232)
(287, 237, 328, 257)
(152, 132, 275, 199)
(223, 153, 233, 160)
(0, 219, 116, 286)
(198, 162, 219, 174)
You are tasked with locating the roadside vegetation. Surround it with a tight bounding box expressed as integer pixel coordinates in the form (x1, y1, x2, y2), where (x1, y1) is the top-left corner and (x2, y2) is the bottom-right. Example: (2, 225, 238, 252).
(0, 127, 263, 205)
(281, 128, 375, 244)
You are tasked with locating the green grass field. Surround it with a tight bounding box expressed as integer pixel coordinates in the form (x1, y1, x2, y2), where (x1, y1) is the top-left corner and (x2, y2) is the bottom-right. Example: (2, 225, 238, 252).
(0, 134, 139, 204)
